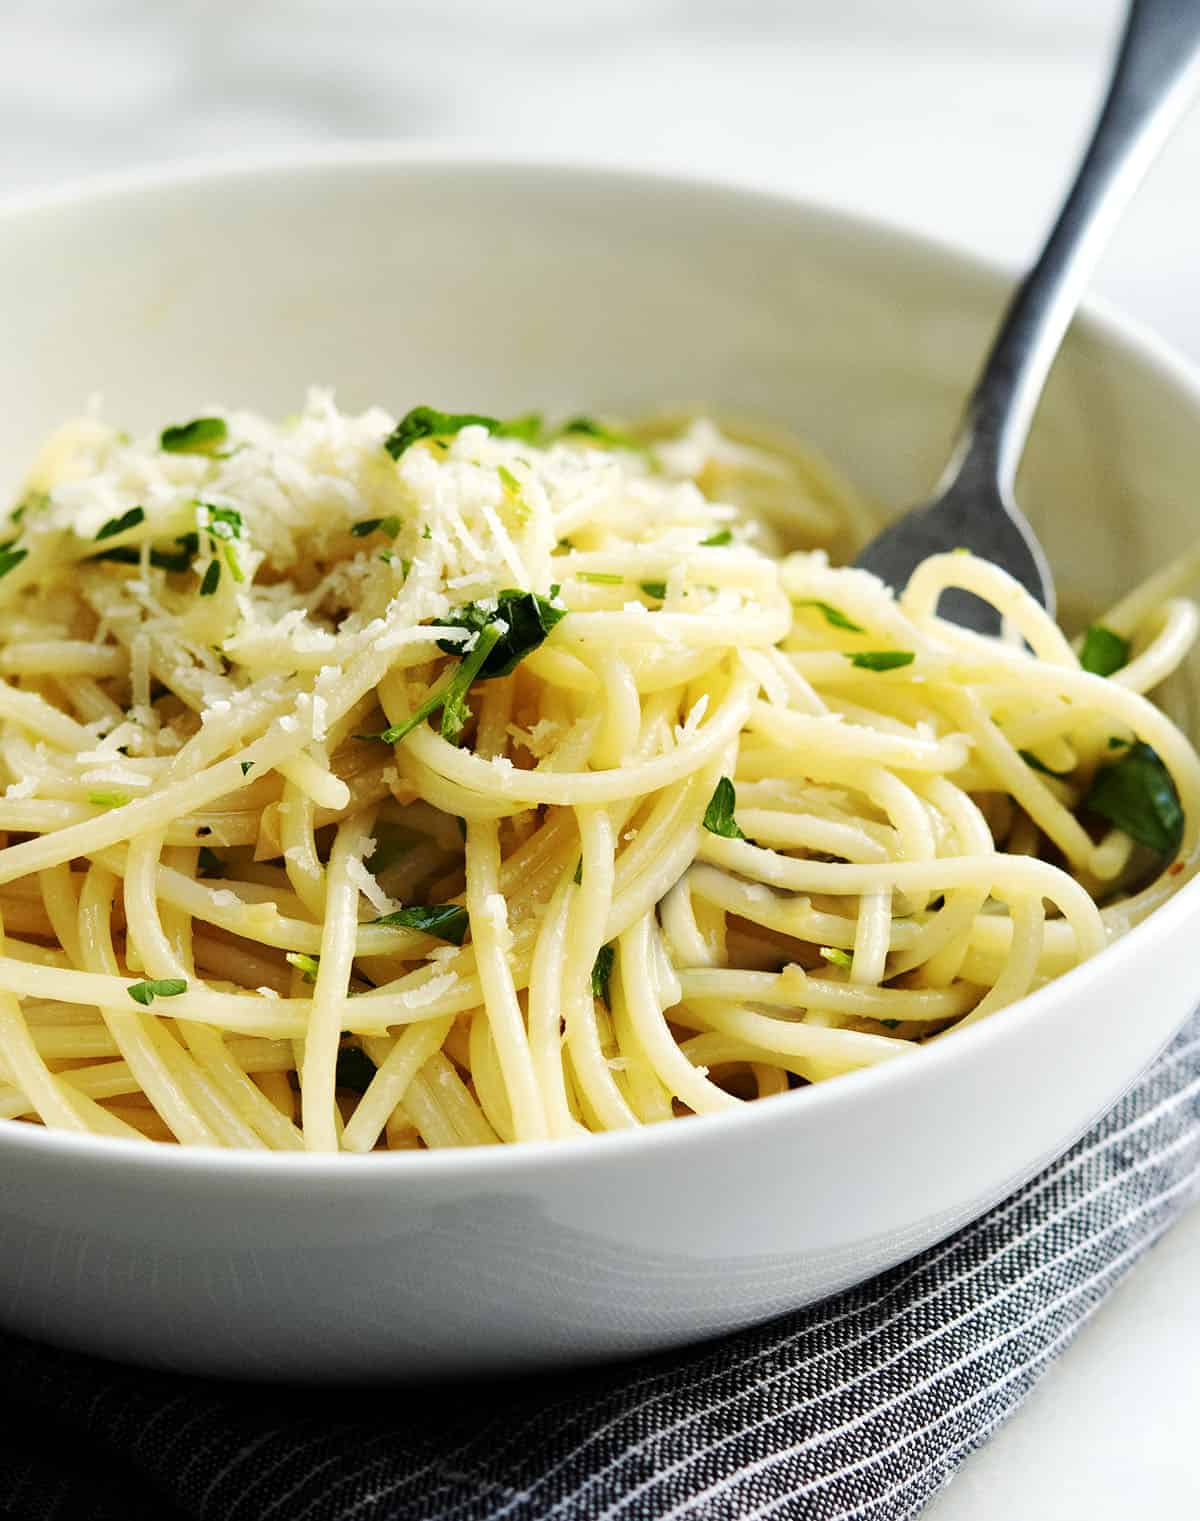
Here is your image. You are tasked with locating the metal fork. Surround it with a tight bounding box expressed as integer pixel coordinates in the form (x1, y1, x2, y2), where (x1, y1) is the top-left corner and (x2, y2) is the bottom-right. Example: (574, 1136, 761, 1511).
(853, 0, 1200, 632)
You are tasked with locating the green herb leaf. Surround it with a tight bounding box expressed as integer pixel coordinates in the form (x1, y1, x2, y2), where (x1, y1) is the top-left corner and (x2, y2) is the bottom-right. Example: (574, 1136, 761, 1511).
(197, 846, 225, 878)
(150, 532, 199, 572)
(202, 504, 243, 541)
(794, 599, 865, 633)
(1080, 624, 1130, 678)
(361, 596, 561, 747)
(818, 946, 853, 970)
(89, 546, 141, 566)
(127, 977, 187, 1006)
(497, 465, 521, 495)
(351, 515, 402, 539)
(591, 943, 615, 1006)
(88, 791, 129, 807)
(371, 904, 470, 945)
(95, 506, 145, 541)
(383, 406, 500, 460)
(240, 761, 254, 776)
(577, 571, 623, 586)
(0, 546, 27, 580)
(702, 776, 746, 840)
(700, 529, 733, 547)
(1108, 735, 1131, 750)
(335, 1042, 377, 1093)
(846, 650, 915, 671)
(12, 491, 48, 524)
(1083, 741, 1184, 855)
(573, 857, 583, 885)
(639, 580, 667, 600)
(560, 416, 638, 450)
(435, 588, 566, 679)
(286, 951, 320, 983)
(223, 543, 244, 583)
(1018, 749, 1073, 779)
(494, 412, 543, 443)
(160, 417, 227, 455)
(199, 559, 221, 596)
(439, 623, 504, 742)
(878, 1019, 901, 1030)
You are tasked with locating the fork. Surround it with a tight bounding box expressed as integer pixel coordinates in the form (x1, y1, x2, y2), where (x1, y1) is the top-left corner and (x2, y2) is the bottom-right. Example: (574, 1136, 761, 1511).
(853, 0, 1200, 632)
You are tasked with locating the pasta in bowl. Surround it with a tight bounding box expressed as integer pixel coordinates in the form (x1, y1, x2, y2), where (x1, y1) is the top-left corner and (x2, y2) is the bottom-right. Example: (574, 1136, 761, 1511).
(1, 392, 1196, 1153)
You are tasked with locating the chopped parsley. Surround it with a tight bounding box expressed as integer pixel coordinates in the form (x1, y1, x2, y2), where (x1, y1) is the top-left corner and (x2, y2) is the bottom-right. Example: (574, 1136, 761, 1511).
(88, 791, 129, 808)
(700, 529, 733, 547)
(383, 406, 501, 459)
(95, 506, 145, 541)
(439, 624, 504, 742)
(351, 515, 402, 539)
(591, 944, 615, 1006)
(494, 412, 544, 443)
(203, 504, 243, 541)
(240, 761, 254, 776)
(285, 952, 320, 983)
(0, 546, 27, 580)
(152, 532, 200, 572)
(573, 857, 583, 885)
(371, 904, 470, 945)
(1083, 741, 1184, 855)
(91, 530, 201, 572)
(794, 599, 865, 633)
(127, 978, 187, 1006)
(640, 581, 667, 600)
(560, 416, 638, 451)
(818, 946, 853, 970)
(160, 417, 227, 455)
(192, 503, 246, 588)
(1018, 749, 1073, 779)
(1108, 735, 1131, 750)
(1079, 624, 1130, 678)
(702, 776, 746, 840)
(361, 620, 506, 748)
(435, 588, 566, 679)
(12, 491, 48, 524)
(846, 651, 915, 671)
(335, 1042, 377, 1094)
(577, 571, 623, 586)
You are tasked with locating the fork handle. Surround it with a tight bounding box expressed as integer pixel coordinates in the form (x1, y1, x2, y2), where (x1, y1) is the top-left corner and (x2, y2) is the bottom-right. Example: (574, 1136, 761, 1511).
(949, 0, 1200, 500)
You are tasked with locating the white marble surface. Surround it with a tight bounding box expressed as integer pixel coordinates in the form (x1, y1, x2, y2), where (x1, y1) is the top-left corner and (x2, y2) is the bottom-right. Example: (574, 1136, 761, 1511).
(5, 0, 1200, 1514)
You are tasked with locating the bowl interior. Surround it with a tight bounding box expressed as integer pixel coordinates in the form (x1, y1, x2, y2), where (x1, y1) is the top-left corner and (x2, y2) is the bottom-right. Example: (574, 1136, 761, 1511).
(3, 156, 1200, 632)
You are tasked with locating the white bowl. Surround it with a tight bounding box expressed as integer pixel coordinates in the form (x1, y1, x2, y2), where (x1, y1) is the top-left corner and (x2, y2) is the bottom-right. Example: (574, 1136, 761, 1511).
(2, 149, 1200, 1381)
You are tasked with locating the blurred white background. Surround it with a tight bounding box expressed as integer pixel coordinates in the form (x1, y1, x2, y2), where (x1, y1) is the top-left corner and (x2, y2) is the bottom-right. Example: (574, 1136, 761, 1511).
(7, 1, 1200, 343)
(4, 1, 1200, 1516)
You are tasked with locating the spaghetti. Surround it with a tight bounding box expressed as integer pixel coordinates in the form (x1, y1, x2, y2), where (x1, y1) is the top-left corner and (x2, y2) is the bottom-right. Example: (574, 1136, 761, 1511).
(0, 393, 1195, 1150)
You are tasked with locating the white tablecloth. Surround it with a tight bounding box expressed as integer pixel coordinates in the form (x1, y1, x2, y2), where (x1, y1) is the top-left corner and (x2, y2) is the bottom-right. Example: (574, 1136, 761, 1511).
(5, 2, 1199, 1513)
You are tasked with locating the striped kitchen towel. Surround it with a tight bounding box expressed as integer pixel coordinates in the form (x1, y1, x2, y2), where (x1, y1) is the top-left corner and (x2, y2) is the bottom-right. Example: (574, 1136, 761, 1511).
(2, 1008, 1199, 1521)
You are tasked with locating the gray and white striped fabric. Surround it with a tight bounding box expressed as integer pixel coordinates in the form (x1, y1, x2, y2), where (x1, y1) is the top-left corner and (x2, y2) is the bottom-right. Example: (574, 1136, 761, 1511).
(3, 1010, 1199, 1521)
